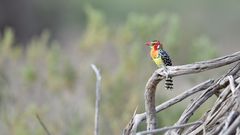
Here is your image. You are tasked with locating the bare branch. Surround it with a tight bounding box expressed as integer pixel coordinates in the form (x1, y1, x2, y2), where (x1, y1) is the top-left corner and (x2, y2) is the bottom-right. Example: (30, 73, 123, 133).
(36, 113, 52, 135)
(156, 51, 240, 77)
(144, 51, 240, 134)
(145, 72, 159, 134)
(91, 64, 102, 135)
(155, 79, 214, 113)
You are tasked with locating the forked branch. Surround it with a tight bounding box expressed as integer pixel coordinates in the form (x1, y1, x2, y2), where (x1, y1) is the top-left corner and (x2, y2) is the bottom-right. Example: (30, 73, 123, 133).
(123, 51, 240, 135)
(145, 51, 240, 134)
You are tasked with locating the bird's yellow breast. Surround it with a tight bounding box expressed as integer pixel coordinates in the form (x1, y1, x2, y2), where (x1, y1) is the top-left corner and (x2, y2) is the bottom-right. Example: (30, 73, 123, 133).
(153, 57, 163, 67)
(150, 49, 163, 67)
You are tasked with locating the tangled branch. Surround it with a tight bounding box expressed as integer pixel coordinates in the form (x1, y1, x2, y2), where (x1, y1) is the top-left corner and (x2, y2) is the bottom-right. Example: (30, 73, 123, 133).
(123, 51, 240, 135)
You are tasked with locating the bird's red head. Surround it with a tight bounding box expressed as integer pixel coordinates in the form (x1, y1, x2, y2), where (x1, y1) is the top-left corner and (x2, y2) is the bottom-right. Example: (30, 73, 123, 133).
(145, 40, 163, 49)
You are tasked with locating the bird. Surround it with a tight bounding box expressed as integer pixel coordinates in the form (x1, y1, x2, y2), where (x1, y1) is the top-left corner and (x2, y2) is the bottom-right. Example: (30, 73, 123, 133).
(145, 40, 173, 89)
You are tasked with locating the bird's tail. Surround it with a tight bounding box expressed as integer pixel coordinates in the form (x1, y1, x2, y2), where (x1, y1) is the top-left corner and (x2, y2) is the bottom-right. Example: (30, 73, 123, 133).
(165, 76, 173, 89)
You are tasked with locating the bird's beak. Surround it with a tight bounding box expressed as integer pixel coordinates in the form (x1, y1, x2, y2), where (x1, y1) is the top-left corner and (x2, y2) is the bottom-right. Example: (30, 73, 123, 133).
(145, 41, 152, 46)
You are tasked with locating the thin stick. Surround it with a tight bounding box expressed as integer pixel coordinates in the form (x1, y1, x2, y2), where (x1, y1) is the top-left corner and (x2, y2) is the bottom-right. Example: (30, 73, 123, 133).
(156, 79, 214, 113)
(36, 113, 51, 135)
(136, 121, 202, 135)
(122, 106, 138, 135)
(91, 64, 102, 135)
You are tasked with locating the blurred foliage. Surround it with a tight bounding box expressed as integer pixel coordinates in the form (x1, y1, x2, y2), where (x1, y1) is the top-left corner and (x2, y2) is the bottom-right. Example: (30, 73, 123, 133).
(0, 6, 220, 135)
(21, 64, 38, 84)
(190, 36, 218, 62)
(81, 6, 109, 49)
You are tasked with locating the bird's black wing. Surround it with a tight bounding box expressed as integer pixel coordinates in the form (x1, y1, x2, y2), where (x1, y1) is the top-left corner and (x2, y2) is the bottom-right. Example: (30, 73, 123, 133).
(159, 50, 172, 66)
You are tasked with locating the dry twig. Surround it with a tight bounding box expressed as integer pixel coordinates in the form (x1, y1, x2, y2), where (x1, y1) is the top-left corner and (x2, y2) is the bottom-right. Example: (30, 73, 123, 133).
(36, 113, 52, 135)
(91, 64, 102, 135)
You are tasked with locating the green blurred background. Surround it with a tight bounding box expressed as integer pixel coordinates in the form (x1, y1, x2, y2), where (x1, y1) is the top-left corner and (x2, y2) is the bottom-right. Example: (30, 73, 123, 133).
(0, 0, 239, 134)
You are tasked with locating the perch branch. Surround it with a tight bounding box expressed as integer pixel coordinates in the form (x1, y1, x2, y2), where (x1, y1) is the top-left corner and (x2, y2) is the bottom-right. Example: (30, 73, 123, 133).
(145, 51, 240, 133)
(91, 64, 102, 135)
(156, 51, 240, 77)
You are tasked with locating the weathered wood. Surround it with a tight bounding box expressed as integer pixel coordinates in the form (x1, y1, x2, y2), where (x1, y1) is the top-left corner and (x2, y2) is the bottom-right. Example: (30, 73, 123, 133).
(145, 72, 160, 134)
(123, 51, 240, 135)
(169, 62, 240, 134)
(145, 52, 240, 134)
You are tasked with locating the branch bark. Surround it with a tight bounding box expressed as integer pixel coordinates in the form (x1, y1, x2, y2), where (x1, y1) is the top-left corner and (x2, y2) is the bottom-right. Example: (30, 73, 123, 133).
(144, 51, 240, 134)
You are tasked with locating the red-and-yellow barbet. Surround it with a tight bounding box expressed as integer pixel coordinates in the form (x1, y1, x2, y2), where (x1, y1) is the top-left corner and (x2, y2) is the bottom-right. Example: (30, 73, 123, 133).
(145, 40, 173, 89)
